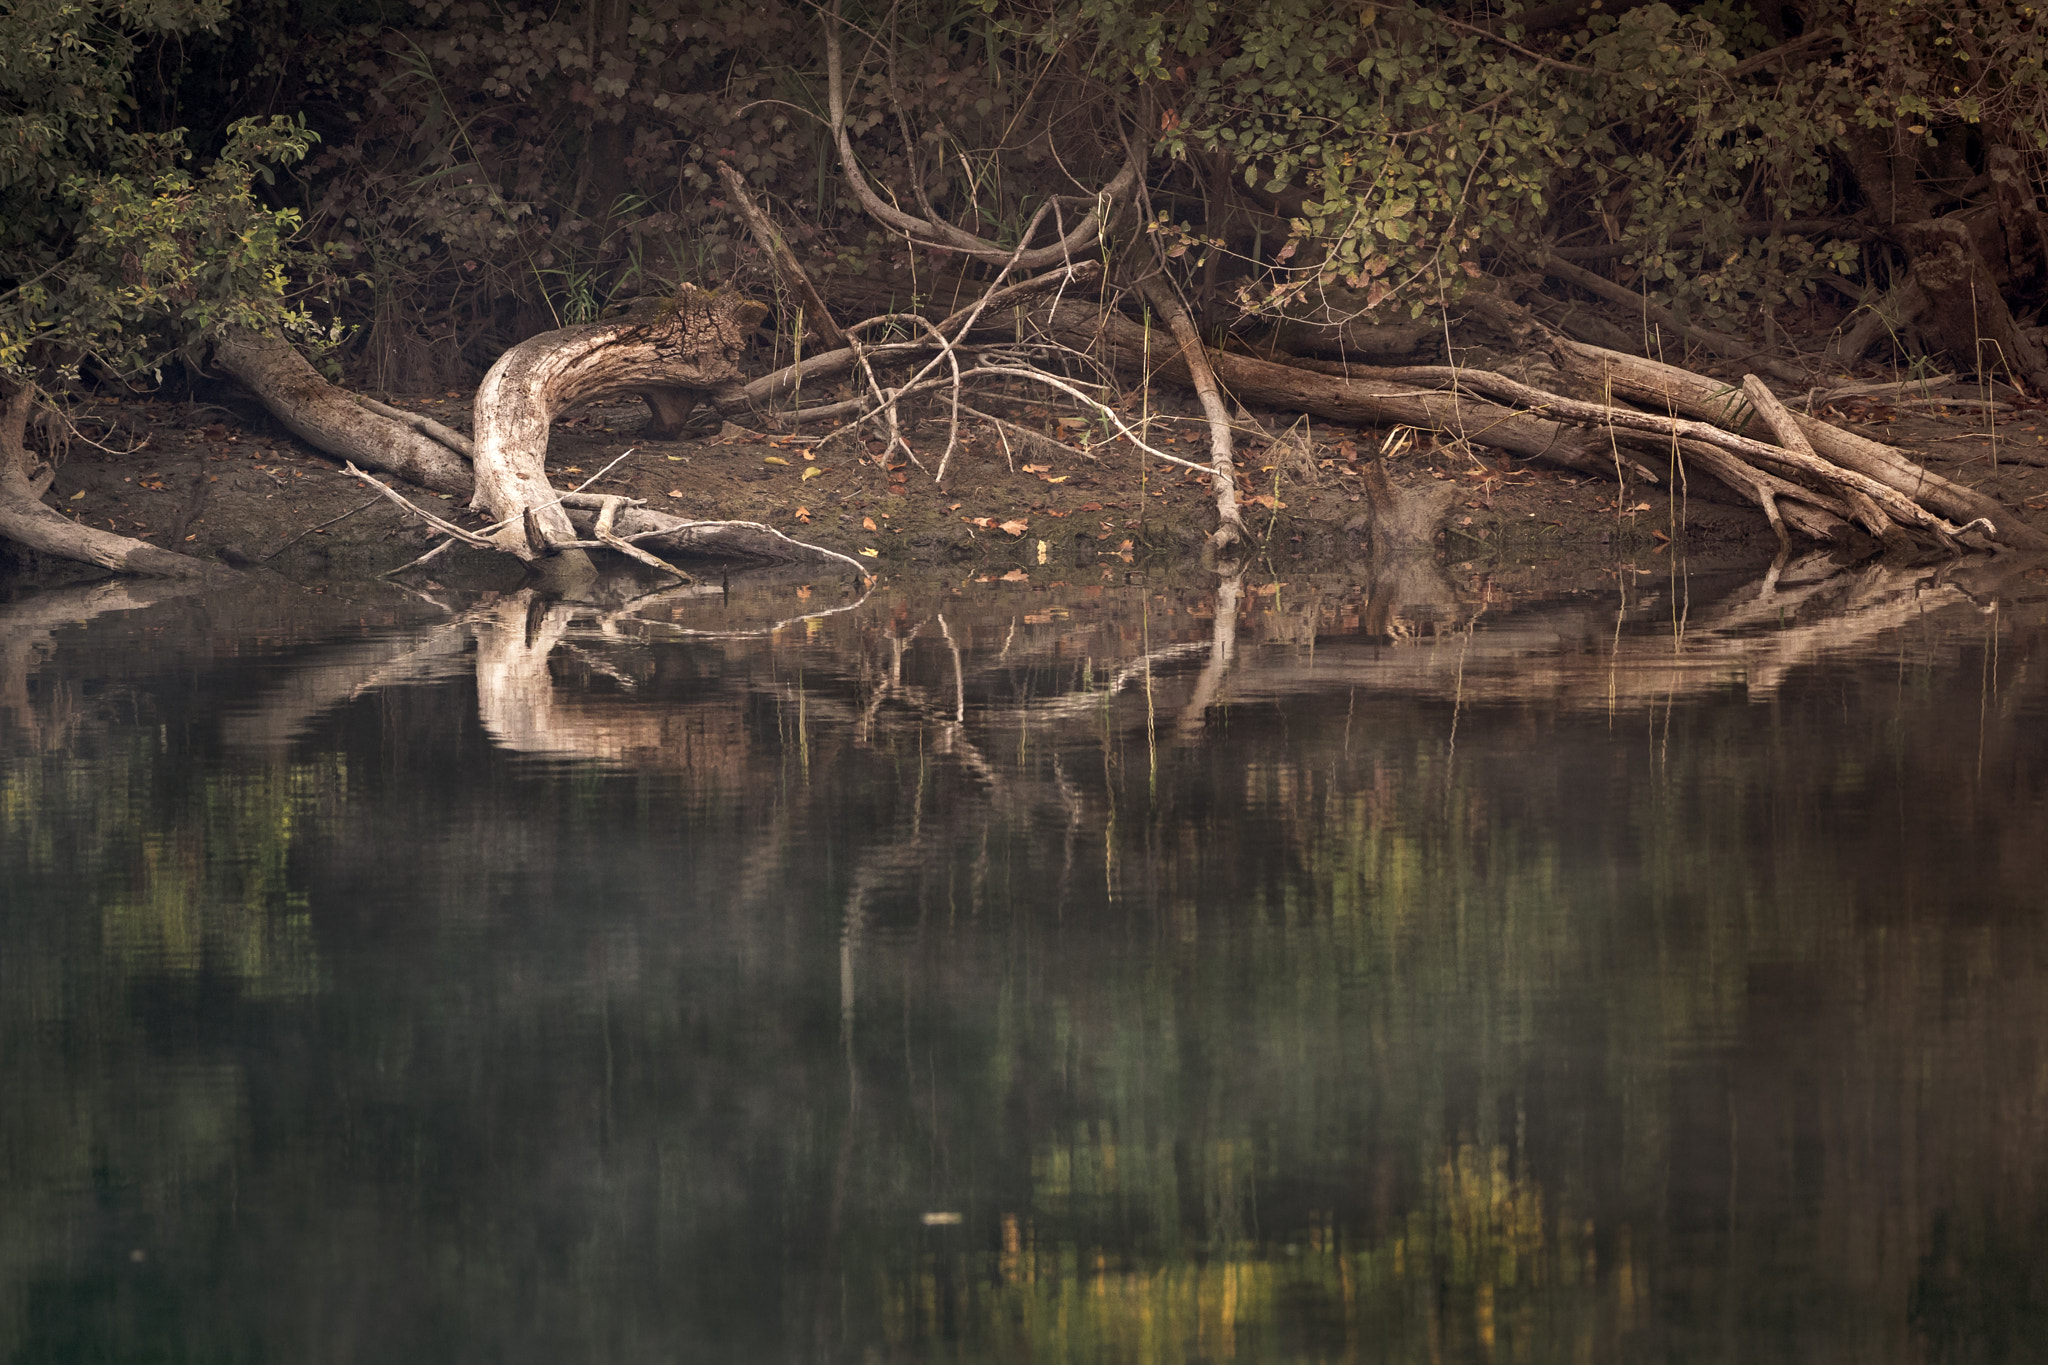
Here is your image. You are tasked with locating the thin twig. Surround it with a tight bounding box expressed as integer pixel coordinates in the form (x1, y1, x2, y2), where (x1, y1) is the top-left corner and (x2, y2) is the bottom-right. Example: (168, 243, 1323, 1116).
(261, 496, 385, 562)
(343, 463, 495, 545)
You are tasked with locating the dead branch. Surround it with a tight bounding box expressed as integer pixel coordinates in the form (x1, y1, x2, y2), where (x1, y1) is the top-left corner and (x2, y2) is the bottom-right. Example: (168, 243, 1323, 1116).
(823, 0, 1138, 270)
(0, 380, 233, 580)
(1538, 253, 1809, 386)
(1136, 275, 1249, 550)
(1740, 375, 1907, 550)
(353, 394, 475, 459)
(741, 260, 1103, 412)
(716, 160, 849, 350)
(1553, 337, 2048, 548)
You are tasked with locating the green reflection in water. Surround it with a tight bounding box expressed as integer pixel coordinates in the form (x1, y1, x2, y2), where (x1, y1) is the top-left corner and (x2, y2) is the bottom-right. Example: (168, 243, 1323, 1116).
(0, 564, 2044, 1363)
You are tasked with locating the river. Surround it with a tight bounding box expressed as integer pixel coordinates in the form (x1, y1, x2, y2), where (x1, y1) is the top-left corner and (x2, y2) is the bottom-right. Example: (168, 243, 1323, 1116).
(3, 552, 2045, 1362)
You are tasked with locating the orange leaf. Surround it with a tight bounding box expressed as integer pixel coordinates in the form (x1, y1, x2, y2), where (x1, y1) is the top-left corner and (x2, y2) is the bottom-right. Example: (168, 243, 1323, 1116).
(862, 515, 878, 530)
(794, 507, 811, 523)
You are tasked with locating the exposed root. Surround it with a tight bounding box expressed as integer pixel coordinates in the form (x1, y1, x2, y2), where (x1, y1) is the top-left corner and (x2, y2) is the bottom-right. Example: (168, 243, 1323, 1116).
(0, 379, 233, 580)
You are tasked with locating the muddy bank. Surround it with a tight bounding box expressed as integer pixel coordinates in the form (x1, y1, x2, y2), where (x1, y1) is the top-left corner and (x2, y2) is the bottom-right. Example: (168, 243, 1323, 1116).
(10, 384, 2048, 595)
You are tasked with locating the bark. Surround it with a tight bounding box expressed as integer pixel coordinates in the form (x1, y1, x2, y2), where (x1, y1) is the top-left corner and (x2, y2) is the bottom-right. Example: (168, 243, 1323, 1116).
(214, 327, 475, 494)
(1986, 145, 2048, 290)
(1552, 337, 2048, 549)
(1672, 439, 1854, 544)
(1892, 216, 2048, 392)
(0, 378, 234, 580)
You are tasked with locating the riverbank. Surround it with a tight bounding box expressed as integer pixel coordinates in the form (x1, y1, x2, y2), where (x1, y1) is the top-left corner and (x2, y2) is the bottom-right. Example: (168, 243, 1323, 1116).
(13, 384, 2048, 594)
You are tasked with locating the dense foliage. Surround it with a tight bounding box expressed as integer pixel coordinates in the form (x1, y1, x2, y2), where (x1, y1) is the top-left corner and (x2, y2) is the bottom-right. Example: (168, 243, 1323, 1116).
(3, 0, 2046, 396)
(0, 0, 317, 385)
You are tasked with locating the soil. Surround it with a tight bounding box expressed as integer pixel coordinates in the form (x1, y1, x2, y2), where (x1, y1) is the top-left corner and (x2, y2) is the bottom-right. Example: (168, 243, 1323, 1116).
(14, 382, 2048, 596)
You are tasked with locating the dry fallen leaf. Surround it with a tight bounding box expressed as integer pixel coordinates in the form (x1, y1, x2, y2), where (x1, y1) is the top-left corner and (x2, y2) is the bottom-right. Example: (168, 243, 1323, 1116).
(794, 506, 811, 523)
(802, 450, 815, 461)
(764, 455, 789, 466)
(1245, 494, 1287, 509)
(1021, 463, 1051, 473)
(802, 467, 822, 480)
(858, 547, 879, 557)
(1079, 501, 1103, 511)
(1042, 474, 1069, 484)
(999, 568, 1028, 582)
(862, 515, 878, 531)
(667, 489, 685, 498)
(69, 490, 84, 500)
(998, 518, 1029, 537)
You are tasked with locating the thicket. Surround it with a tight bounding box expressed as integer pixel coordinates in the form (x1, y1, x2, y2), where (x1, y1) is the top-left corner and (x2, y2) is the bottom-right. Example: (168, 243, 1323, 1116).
(11, 0, 2043, 393)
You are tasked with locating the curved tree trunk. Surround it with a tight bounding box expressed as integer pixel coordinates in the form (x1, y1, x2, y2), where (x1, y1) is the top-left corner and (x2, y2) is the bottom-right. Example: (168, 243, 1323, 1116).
(469, 286, 766, 582)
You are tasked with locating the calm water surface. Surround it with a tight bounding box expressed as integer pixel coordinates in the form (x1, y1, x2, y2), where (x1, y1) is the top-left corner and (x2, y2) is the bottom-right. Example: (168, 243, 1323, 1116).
(3, 556, 2047, 1363)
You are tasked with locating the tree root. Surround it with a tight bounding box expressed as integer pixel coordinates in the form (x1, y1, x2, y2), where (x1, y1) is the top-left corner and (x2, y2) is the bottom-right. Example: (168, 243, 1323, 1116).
(0, 379, 235, 580)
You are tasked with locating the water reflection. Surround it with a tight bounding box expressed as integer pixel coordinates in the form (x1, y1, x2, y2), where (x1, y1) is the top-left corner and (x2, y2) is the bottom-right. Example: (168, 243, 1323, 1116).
(3, 553, 2047, 1362)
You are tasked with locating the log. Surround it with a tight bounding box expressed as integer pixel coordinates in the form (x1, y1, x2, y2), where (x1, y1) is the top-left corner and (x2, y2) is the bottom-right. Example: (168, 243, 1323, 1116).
(1552, 337, 2048, 549)
(1539, 253, 1809, 386)
(1030, 300, 1649, 481)
(0, 380, 234, 580)
(213, 327, 474, 494)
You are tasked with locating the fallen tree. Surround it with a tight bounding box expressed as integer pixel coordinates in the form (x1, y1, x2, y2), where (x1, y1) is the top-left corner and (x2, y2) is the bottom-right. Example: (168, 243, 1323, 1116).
(212, 285, 873, 590)
(0, 379, 238, 581)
